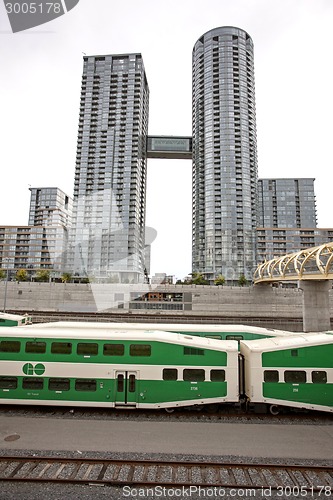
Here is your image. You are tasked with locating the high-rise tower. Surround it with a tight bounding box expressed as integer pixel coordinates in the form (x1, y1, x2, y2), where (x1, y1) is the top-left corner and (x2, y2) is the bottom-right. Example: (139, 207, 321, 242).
(192, 27, 258, 284)
(28, 187, 72, 228)
(68, 54, 149, 282)
(258, 178, 317, 228)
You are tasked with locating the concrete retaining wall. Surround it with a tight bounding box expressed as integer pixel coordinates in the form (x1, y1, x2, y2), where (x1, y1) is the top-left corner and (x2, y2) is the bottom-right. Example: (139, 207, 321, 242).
(1, 282, 333, 332)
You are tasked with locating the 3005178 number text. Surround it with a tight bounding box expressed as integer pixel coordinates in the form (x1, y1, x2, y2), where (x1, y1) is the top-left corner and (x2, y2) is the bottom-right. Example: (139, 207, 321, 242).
(5, 3, 62, 14)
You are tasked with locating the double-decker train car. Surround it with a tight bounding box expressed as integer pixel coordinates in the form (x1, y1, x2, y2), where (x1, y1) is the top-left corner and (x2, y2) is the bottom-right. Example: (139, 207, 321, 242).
(29, 321, 296, 343)
(1, 325, 332, 414)
(241, 333, 333, 414)
(0, 312, 32, 327)
(0, 326, 239, 410)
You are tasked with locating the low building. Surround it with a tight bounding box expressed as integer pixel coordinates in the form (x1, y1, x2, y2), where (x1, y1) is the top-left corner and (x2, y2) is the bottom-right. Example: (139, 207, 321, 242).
(0, 187, 72, 280)
(0, 225, 68, 279)
(257, 227, 333, 262)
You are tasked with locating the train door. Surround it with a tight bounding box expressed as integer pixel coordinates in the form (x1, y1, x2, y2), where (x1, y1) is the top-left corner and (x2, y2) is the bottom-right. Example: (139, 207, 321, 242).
(114, 370, 138, 407)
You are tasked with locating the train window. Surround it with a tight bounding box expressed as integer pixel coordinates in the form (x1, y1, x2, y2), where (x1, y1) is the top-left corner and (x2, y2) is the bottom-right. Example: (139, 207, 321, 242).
(284, 371, 306, 383)
(75, 379, 97, 392)
(117, 374, 124, 392)
(210, 370, 225, 382)
(291, 349, 298, 357)
(226, 335, 244, 341)
(184, 347, 204, 356)
(25, 342, 46, 354)
(77, 343, 98, 356)
(183, 369, 205, 382)
(48, 378, 70, 391)
(22, 378, 44, 390)
(51, 342, 72, 355)
(264, 370, 279, 383)
(0, 341, 20, 353)
(130, 344, 151, 356)
(104, 344, 124, 356)
(311, 371, 327, 384)
(163, 369, 178, 381)
(128, 374, 136, 392)
(206, 335, 222, 340)
(0, 376, 17, 389)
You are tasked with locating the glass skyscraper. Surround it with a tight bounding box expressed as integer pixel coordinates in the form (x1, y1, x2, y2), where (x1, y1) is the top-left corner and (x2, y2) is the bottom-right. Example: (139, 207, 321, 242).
(68, 54, 149, 282)
(258, 178, 317, 228)
(192, 27, 258, 284)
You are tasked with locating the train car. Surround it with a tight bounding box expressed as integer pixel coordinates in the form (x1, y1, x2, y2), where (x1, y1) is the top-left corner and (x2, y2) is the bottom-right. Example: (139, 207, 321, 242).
(0, 312, 32, 327)
(240, 333, 333, 414)
(28, 321, 296, 342)
(0, 326, 239, 410)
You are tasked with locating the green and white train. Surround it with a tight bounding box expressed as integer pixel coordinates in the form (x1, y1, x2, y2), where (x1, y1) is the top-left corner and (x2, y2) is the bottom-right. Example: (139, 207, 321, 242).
(0, 312, 32, 327)
(241, 333, 333, 414)
(0, 327, 239, 410)
(0, 325, 332, 413)
(29, 321, 296, 342)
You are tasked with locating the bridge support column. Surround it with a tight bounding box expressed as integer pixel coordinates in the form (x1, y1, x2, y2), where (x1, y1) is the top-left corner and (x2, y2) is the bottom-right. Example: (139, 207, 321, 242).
(300, 280, 331, 332)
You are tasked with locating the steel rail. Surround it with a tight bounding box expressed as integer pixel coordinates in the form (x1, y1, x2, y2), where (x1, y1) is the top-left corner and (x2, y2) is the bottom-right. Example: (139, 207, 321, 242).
(0, 456, 332, 490)
(7, 309, 306, 326)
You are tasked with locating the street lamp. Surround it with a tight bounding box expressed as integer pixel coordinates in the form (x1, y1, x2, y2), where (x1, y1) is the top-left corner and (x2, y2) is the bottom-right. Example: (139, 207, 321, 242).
(3, 259, 10, 313)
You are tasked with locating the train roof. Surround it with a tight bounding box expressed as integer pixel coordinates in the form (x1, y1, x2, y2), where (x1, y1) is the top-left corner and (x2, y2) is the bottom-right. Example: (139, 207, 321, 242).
(0, 326, 238, 352)
(0, 312, 30, 322)
(27, 321, 295, 337)
(240, 332, 333, 352)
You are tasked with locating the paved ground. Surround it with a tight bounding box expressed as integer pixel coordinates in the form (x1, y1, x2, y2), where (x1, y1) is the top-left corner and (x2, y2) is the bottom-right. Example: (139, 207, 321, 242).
(1, 415, 333, 459)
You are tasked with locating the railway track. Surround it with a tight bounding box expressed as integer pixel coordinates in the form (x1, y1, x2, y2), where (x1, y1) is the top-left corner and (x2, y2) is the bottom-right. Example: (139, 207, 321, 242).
(8, 308, 305, 329)
(1, 402, 332, 424)
(0, 456, 332, 491)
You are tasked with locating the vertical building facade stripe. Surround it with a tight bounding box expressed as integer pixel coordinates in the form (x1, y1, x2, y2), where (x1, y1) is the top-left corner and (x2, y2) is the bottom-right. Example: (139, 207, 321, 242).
(192, 27, 258, 283)
(68, 54, 149, 283)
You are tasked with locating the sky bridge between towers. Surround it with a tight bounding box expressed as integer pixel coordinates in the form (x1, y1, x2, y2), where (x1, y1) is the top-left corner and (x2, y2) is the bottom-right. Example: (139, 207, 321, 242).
(147, 136, 192, 159)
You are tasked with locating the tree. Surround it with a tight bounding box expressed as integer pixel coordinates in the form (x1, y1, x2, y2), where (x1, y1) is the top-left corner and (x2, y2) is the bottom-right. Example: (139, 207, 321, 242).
(15, 269, 28, 282)
(214, 274, 225, 286)
(61, 272, 72, 283)
(0, 270, 5, 280)
(190, 272, 209, 285)
(238, 274, 248, 287)
(35, 270, 50, 282)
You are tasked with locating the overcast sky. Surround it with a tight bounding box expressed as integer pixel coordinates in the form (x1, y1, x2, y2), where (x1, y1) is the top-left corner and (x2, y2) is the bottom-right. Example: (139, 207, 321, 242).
(0, 0, 332, 281)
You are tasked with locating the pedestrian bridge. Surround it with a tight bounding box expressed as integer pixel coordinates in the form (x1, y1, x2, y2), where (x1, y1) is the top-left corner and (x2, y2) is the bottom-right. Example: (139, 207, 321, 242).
(254, 242, 333, 284)
(254, 242, 333, 332)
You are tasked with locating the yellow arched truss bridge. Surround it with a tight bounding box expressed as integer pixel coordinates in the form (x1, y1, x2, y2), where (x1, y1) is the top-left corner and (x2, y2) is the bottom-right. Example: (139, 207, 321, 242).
(254, 242, 333, 283)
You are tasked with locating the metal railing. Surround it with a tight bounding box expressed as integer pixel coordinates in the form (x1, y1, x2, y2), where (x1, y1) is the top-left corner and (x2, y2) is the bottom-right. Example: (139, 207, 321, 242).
(254, 242, 333, 283)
